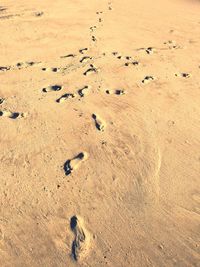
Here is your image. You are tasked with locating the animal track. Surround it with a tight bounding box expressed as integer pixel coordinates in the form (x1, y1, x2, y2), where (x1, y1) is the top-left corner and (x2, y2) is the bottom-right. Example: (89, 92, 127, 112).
(175, 73, 191, 78)
(83, 65, 98, 76)
(42, 85, 62, 93)
(64, 152, 88, 175)
(106, 89, 125, 95)
(142, 76, 155, 84)
(70, 215, 90, 261)
(78, 86, 91, 97)
(92, 114, 106, 131)
(0, 110, 25, 119)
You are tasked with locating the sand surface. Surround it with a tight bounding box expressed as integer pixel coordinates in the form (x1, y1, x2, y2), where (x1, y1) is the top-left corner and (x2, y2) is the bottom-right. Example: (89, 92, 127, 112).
(0, 0, 200, 266)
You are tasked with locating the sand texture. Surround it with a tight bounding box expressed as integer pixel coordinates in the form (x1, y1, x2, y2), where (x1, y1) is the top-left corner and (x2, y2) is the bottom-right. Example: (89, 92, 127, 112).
(0, 0, 200, 266)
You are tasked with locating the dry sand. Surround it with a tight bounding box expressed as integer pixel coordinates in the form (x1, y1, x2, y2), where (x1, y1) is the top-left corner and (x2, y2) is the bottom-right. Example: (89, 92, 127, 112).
(0, 0, 200, 266)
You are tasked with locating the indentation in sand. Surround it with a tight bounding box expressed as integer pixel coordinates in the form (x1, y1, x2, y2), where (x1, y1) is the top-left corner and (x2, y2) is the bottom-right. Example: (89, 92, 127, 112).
(92, 113, 106, 131)
(64, 152, 88, 175)
(0, 110, 25, 119)
(70, 215, 91, 261)
(42, 85, 63, 93)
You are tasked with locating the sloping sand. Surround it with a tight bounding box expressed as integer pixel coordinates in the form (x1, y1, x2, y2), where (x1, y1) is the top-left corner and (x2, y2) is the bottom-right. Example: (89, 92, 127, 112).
(0, 0, 200, 266)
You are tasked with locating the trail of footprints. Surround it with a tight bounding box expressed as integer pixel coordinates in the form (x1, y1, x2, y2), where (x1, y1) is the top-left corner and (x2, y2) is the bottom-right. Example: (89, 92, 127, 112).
(0, 2, 195, 263)
(0, 61, 41, 72)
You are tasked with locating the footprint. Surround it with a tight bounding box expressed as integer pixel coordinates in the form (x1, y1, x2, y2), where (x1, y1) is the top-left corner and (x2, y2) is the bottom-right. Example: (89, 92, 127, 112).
(112, 52, 119, 56)
(15, 61, 40, 69)
(0, 7, 7, 12)
(0, 98, 5, 104)
(137, 47, 156, 54)
(92, 114, 106, 131)
(145, 47, 156, 54)
(56, 93, 76, 103)
(25, 61, 40, 66)
(91, 36, 97, 42)
(119, 56, 132, 60)
(64, 152, 88, 175)
(112, 53, 133, 61)
(42, 67, 60, 73)
(0, 110, 25, 119)
(125, 61, 139, 67)
(79, 48, 88, 54)
(16, 62, 27, 69)
(70, 216, 90, 261)
(34, 11, 44, 17)
(60, 54, 76, 59)
(80, 56, 92, 63)
(164, 40, 181, 50)
(106, 89, 125, 95)
(142, 76, 155, 84)
(0, 66, 11, 72)
(83, 65, 97, 76)
(42, 85, 62, 93)
(175, 73, 191, 78)
(90, 26, 97, 32)
(108, 2, 112, 10)
(78, 86, 91, 97)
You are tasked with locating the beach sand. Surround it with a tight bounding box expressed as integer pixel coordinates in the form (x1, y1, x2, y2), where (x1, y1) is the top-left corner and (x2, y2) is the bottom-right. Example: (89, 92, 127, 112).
(0, 0, 200, 266)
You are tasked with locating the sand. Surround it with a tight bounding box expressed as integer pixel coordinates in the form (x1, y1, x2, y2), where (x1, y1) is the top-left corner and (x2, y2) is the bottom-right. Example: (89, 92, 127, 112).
(0, 0, 200, 266)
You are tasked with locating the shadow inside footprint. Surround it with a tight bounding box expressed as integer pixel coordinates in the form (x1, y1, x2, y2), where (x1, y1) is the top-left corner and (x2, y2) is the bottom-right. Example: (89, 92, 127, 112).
(9, 112, 20, 119)
(42, 85, 62, 93)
